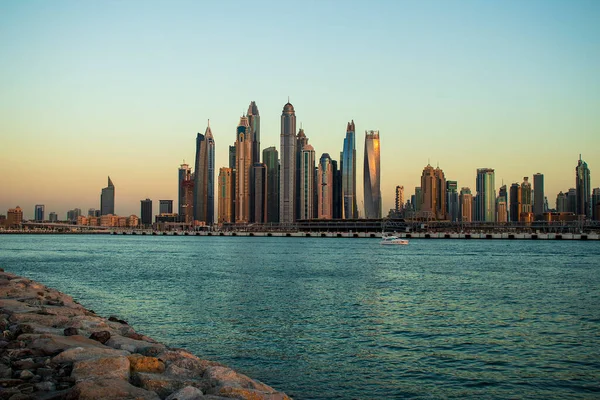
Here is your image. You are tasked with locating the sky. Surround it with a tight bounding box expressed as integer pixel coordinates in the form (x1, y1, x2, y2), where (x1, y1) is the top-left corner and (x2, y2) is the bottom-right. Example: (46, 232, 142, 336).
(1, 0, 599, 219)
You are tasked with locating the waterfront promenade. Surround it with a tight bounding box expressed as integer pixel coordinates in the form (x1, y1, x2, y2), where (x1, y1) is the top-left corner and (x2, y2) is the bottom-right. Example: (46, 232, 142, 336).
(0, 269, 290, 399)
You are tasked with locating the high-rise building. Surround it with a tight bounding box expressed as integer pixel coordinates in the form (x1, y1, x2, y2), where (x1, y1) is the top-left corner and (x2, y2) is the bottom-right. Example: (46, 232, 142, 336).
(159, 200, 173, 215)
(67, 208, 82, 222)
(414, 187, 423, 212)
(520, 177, 532, 218)
(496, 197, 508, 223)
(295, 128, 309, 220)
(34, 204, 45, 221)
(363, 130, 381, 219)
(446, 181, 458, 222)
(253, 163, 267, 224)
(6, 206, 23, 227)
(280, 101, 297, 224)
(395, 186, 404, 213)
(140, 199, 152, 226)
(193, 123, 215, 225)
(556, 191, 567, 212)
(576, 155, 591, 217)
(228, 145, 236, 169)
(317, 154, 334, 219)
(459, 188, 472, 222)
(420, 164, 436, 220)
(299, 144, 315, 220)
(263, 147, 279, 224)
(235, 115, 252, 224)
(434, 167, 446, 220)
(592, 188, 600, 221)
(100, 177, 115, 216)
(567, 188, 577, 214)
(181, 168, 194, 224)
(475, 168, 496, 222)
(509, 183, 521, 222)
(533, 173, 544, 217)
(217, 167, 234, 224)
(87, 208, 96, 217)
(342, 121, 357, 219)
(247, 101, 261, 166)
(178, 163, 191, 217)
(49, 212, 58, 222)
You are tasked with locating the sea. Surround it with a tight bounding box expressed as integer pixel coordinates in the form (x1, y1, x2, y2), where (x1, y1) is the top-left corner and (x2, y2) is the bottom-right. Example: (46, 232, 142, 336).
(0, 235, 599, 399)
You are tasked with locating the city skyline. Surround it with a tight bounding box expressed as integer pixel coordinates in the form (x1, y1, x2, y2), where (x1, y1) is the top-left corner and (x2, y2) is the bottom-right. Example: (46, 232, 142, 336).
(1, 1, 599, 218)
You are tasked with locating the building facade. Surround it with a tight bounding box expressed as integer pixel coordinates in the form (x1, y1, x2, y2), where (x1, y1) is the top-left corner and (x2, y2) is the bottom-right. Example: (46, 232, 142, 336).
(395, 186, 404, 214)
(100, 177, 115, 216)
(363, 130, 381, 219)
(533, 173, 544, 217)
(140, 198, 152, 226)
(263, 146, 279, 224)
(159, 200, 173, 215)
(299, 144, 315, 220)
(178, 163, 191, 217)
(193, 123, 215, 225)
(342, 121, 357, 219)
(459, 188, 472, 222)
(217, 167, 234, 224)
(34, 204, 45, 221)
(475, 168, 496, 222)
(253, 163, 267, 224)
(576, 156, 591, 217)
(317, 153, 334, 219)
(235, 116, 252, 224)
(446, 181, 459, 222)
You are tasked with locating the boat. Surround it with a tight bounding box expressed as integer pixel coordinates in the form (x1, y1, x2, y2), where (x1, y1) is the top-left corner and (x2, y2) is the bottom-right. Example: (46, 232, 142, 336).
(380, 234, 409, 245)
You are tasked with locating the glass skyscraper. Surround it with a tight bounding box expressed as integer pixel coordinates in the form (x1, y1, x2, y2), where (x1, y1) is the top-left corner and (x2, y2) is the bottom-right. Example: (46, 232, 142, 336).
(34, 204, 45, 221)
(363, 130, 381, 219)
(279, 102, 296, 224)
(576, 155, 591, 217)
(193, 122, 215, 225)
(263, 146, 279, 223)
(100, 176, 115, 216)
(342, 121, 357, 219)
(533, 173, 544, 217)
(475, 168, 496, 222)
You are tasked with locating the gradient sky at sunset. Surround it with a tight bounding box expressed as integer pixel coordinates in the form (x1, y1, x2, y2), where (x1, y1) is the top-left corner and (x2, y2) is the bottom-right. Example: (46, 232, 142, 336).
(1, 0, 599, 219)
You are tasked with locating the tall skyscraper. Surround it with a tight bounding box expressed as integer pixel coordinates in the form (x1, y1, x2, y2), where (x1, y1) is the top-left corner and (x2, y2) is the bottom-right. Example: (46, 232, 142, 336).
(100, 177, 115, 216)
(253, 163, 267, 224)
(567, 188, 577, 214)
(34, 204, 45, 221)
(263, 146, 279, 223)
(342, 121, 357, 219)
(299, 144, 315, 220)
(159, 200, 173, 214)
(475, 168, 496, 222)
(509, 183, 521, 222)
(295, 128, 309, 220)
(318, 154, 334, 219)
(193, 123, 215, 225)
(497, 184, 508, 223)
(533, 173, 544, 217)
(414, 187, 423, 212)
(363, 130, 381, 219)
(247, 101, 261, 167)
(235, 116, 252, 224)
(434, 167, 446, 220)
(556, 191, 568, 212)
(279, 101, 297, 224)
(420, 164, 436, 219)
(446, 181, 458, 222)
(228, 145, 236, 169)
(181, 168, 194, 224)
(459, 187, 472, 222)
(140, 198, 152, 226)
(395, 186, 404, 213)
(576, 155, 591, 217)
(178, 163, 191, 217)
(521, 177, 533, 219)
(217, 167, 234, 224)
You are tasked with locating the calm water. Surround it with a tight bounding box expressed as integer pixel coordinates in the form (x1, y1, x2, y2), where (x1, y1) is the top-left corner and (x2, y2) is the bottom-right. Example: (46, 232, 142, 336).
(0, 235, 599, 399)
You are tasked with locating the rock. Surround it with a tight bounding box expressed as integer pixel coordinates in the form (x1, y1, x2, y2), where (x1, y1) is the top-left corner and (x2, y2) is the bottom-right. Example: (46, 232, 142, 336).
(36, 368, 53, 378)
(108, 316, 128, 325)
(132, 372, 204, 399)
(8, 312, 70, 328)
(63, 327, 78, 336)
(0, 363, 12, 379)
(29, 334, 109, 356)
(71, 356, 130, 382)
(105, 335, 165, 355)
(203, 366, 274, 393)
(7, 393, 33, 400)
(89, 331, 111, 344)
(127, 354, 165, 374)
(0, 378, 24, 388)
(19, 370, 34, 380)
(52, 346, 130, 364)
(66, 378, 160, 400)
(34, 381, 56, 391)
(165, 386, 204, 400)
(212, 387, 291, 400)
(12, 358, 38, 370)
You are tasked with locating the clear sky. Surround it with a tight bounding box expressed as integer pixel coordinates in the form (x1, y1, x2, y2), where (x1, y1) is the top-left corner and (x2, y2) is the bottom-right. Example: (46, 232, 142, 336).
(1, 0, 599, 219)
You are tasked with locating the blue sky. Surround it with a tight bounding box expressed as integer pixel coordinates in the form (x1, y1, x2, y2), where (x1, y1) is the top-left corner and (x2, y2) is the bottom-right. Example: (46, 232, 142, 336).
(1, 0, 599, 218)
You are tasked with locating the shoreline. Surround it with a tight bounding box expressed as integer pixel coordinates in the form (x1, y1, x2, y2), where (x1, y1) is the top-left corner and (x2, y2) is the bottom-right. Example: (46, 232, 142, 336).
(1, 230, 599, 240)
(0, 269, 291, 399)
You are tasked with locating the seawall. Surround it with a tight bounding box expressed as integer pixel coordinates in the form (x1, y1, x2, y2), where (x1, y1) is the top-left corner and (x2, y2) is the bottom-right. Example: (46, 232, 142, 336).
(0, 269, 290, 400)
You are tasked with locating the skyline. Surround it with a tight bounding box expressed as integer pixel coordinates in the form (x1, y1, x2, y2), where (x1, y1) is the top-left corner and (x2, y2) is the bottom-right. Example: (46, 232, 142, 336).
(1, 1, 599, 218)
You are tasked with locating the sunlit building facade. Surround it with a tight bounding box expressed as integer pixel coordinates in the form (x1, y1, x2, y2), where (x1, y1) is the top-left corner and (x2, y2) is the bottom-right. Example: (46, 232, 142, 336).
(475, 168, 496, 222)
(299, 144, 315, 220)
(235, 116, 252, 224)
(280, 102, 296, 224)
(218, 167, 234, 224)
(459, 188, 472, 222)
(318, 153, 334, 219)
(100, 177, 115, 216)
(363, 130, 381, 219)
(341, 121, 357, 219)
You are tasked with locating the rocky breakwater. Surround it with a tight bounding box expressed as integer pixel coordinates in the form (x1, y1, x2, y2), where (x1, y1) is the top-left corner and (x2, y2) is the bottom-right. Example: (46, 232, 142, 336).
(0, 269, 291, 400)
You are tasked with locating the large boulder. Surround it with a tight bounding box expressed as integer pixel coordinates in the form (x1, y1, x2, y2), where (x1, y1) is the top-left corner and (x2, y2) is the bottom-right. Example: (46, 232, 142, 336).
(71, 356, 130, 382)
(128, 354, 165, 374)
(52, 346, 130, 364)
(165, 386, 204, 400)
(28, 334, 110, 356)
(105, 335, 165, 354)
(67, 378, 160, 400)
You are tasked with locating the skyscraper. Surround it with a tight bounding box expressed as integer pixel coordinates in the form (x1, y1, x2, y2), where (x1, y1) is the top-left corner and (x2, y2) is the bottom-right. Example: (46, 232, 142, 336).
(279, 101, 296, 224)
(576, 155, 591, 217)
(34, 204, 45, 221)
(159, 200, 173, 214)
(263, 146, 279, 223)
(318, 153, 334, 219)
(446, 181, 458, 222)
(434, 167, 446, 220)
(332, 159, 342, 219)
(253, 163, 267, 224)
(295, 128, 309, 220)
(178, 163, 191, 217)
(414, 187, 423, 212)
(100, 177, 115, 216)
(299, 144, 315, 220)
(556, 191, 567, 212)
(497, 184, 508, 223)
(475, 168, 496, 222)
(247, 101, 261, 167)
(567, 188, 577, 214)
(395, 186, 404, 214)
(363, 130, 381, 219)
(140, 198, 152, 226)
(509, 183, 521, 222)
(592, 188, 600, 221)
(235, 116, 252, 224)
(459, 187, 472, 222)
(217, 167, 234, 224)
(420, 164, 436, 220)
(521, 177, 532, 219)
(533, 173, 544, 217)
(342, 121, 357, 219)
(193, 123, 215, 225)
